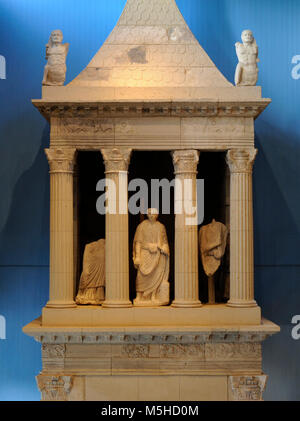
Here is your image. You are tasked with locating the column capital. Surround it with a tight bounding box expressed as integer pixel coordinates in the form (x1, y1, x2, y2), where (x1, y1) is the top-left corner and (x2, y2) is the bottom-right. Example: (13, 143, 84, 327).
(45, 148, 76, 173)
(101, 148, 132, 173)
(36, 374, 74, 401)
(172, 150, 200, 175)
(226, 148, 257, 174)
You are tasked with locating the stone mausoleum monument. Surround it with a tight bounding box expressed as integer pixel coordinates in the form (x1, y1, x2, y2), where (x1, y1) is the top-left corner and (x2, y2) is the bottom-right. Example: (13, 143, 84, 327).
(24, 0, 279, 401)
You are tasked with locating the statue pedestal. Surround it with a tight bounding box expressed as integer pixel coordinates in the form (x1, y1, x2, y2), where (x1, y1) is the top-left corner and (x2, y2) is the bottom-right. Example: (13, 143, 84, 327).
(40, 305, 262, 326)
(23, 316, 278, 401)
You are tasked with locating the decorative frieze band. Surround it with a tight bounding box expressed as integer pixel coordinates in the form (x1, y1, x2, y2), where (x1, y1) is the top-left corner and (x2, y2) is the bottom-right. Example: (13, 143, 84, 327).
(101, 147, 132, 172)
(60, 117, 114, 136)
(33, 330, 272, 345)
(42, 344, 66, 359)
(34, 101, 268, 120)
(226, 148, 257, 174)
(45, 148, 76, 173)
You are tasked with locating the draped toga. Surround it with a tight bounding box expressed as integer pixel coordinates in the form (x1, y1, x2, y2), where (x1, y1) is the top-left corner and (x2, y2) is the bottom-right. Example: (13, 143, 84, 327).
(199, 220, 228, 277)
(76, 239, 105, 305)
(133, 220, 169, 298)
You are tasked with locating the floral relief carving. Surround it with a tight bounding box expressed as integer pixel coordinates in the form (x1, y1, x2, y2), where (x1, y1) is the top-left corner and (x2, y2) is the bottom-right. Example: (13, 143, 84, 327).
(115, 121, 135, 135)
(42, 344, 66, 359)
(122, 344, 150, 358)
(205, 343, 261, 361)
(229, 376, 267, 401)
(160, 344, 205, 359)
(36, 375, 73, 401)
(60, 118, 113, 136)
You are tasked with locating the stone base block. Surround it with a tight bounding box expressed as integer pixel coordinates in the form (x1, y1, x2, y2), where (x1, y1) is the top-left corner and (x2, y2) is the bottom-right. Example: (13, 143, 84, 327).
(41, 304, 262, 327)
(24, 318, 279, 401)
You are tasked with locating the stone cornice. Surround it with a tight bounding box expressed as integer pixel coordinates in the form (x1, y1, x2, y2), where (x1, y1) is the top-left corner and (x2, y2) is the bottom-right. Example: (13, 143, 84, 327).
(32, 99, 271, 121)
(24, 318, 279, 345)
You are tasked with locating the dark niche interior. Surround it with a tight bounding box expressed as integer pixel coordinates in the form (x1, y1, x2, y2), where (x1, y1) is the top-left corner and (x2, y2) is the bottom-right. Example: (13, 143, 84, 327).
(128, 151, 175, 303)
(77, 151, 106, 292)
(76, 150, 229, 305)
(197, 152, 228, 304)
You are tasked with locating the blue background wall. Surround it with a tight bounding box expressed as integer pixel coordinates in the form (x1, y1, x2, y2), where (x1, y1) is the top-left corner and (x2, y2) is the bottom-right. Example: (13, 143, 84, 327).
(0, 0, 299, 401)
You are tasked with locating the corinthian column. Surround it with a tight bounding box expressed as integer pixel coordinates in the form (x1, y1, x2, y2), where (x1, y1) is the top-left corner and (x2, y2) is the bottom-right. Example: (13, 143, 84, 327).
(172, 150, 202, 308)
(45, 148, 76, 308)
(226, 148, 258, 307)
(101, 148, 132, 308)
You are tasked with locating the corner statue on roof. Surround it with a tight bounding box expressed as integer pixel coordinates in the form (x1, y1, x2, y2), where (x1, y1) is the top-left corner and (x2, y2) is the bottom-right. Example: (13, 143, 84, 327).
(133, 209, 170, 307)
(235, 30, 259, 86)
(42, 29, 69, 86)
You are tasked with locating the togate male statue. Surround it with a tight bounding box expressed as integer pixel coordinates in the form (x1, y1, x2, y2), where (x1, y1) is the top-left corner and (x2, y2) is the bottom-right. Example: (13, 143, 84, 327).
(76, 239, 105, 305)
(133, 209, 170, 307)
(42, 29, 69, 86)
(199, 219, 228, 304)
(235, 30, 259, 86)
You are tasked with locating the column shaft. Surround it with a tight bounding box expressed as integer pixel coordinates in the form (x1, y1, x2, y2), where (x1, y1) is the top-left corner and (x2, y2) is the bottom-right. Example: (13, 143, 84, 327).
(226, 148, 257, 307)
(45, 148, 76, 308)
(172, 150, 202, 308)
(101, 148, 132, 308)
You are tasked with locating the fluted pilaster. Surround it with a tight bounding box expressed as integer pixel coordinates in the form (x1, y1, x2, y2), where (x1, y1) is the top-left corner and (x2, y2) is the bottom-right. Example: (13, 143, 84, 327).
(172, 150, 201, 308)
(45, 148, 76, 308)
(101, 148, 132, 308)
(226, 148, 257, 307)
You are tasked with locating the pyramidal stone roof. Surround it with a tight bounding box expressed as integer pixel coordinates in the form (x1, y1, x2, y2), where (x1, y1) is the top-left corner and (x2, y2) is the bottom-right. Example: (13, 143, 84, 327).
(69, 0, 232, 90)
(39, 0, 268, 107)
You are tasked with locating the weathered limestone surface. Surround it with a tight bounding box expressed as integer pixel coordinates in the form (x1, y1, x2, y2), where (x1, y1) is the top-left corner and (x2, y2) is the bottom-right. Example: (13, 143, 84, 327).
(45, 148, 76, 308)
(101, 148, 132, 308)
(25, 0, 278, 402)
(75, 239, 105, 305)
(24, 317, 278, 401)
(172, 150, 201, 307)
(70, 0, 231, 89)
(226, 148, 258, 307)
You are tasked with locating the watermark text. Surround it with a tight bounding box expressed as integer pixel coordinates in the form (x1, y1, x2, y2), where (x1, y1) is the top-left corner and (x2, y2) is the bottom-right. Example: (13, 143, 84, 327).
(0, 55, 6, 80)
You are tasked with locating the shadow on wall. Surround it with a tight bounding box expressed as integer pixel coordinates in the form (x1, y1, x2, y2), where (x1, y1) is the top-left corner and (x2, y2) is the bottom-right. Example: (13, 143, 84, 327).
(254, 119, 300, 401)
(0, 124, 50, 268)
(0, 123, 50, 400)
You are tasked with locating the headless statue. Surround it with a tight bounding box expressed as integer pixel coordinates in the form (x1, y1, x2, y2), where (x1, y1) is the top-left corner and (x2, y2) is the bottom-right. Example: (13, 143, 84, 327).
(133, 209, 170, 307)
(235, 30, 259, 86)
(42, 29, 69, 86)
(199, 219, 228, 304)
(76, 239, 105, 305)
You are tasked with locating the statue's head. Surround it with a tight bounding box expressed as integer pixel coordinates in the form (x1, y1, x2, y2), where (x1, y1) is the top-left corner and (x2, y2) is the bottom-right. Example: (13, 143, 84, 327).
(50, 30, 63, 44)
(147, 208, 159, 222)
(241, 30, 254, 44)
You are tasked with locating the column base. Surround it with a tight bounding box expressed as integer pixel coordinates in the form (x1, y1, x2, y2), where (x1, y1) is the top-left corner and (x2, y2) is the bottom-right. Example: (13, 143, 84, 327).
(171, 300, 202, 308)
(227, 299, 257, 308)
(102, 301, 132, 308)
(46, 300, 77, 309)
